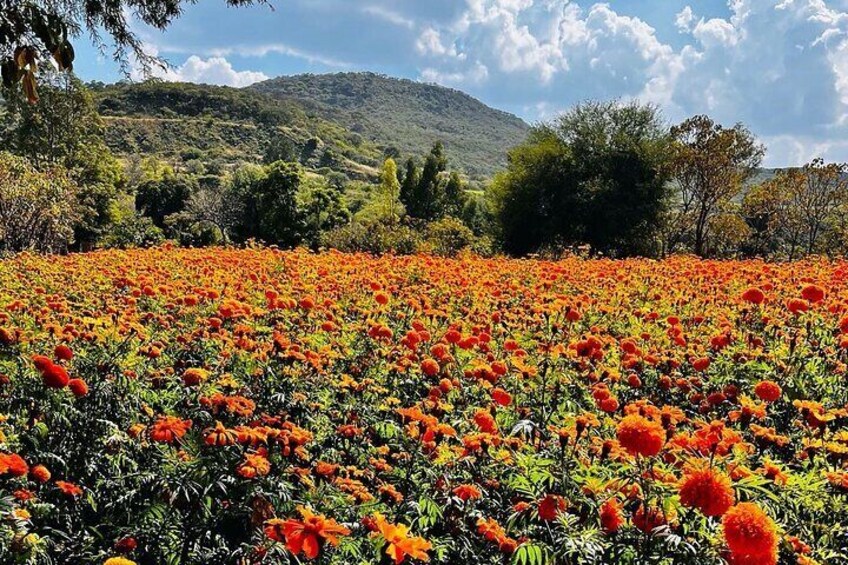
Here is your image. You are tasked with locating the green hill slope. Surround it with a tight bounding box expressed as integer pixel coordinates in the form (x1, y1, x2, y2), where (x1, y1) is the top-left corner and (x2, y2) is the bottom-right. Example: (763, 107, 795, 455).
(91, 74, 529, 180)
(249, 72, 529, 177)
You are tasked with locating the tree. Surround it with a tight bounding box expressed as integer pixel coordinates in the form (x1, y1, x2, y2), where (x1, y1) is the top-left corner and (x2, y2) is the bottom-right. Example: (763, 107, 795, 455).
(0, 72, 124, 247)
(230, 161, 305, 246)
(666, 116, 764, 256)
(491, 101, 671, 256)
(742, 160, 848, 258)
(443, 171, 466, 218)
(379, 157, 401, 224)
(179, 188, 238, 243)
(136, 173, 197, 230)
(298, 176, 350, 248)
(400, 158, 419, 211)
(1, 0, 265, 101)
(0, 152, 78, 252)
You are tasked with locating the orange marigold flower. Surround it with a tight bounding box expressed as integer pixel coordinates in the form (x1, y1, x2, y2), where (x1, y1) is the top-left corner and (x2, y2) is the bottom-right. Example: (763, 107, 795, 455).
(104, 558, 137, 565)
(30, 464, 51, 483)
(753, 381, 781, 403)
(265, 505, 350, 560)
(420, 358, 440, 377)
(678, 466, 735, 517)
(56, 480, 83, 497)
(452, 484, 482, 502)
(616, 414, 664, 457)
(149, 416, 192, 444)
(372, 512, 431, 564)
(722, 503, 778, 561)
(0, 453, 29, 477)
(204, 421, 238, 446)
(237, 453, 271, 479)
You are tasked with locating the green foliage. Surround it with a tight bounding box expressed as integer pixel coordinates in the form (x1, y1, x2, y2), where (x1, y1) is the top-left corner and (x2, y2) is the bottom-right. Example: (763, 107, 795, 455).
(135, 173, 197, 230)
(0, 72, 125, 246)
(491, 101, 671, 256)
(0, 151, 79, 252)
(321, 220, 424, 255)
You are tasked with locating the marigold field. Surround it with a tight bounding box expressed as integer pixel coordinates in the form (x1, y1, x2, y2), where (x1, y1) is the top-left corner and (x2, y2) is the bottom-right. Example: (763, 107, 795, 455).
(1, 247, 847, 565)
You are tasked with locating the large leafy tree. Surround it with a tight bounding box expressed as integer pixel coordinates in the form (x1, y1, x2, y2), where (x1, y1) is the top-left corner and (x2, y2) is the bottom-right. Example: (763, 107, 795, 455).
(666, 115, 764, 257)
(0, 71, 123, 247)
(1, 0, 266, 101)
(491, 101, 671, 256)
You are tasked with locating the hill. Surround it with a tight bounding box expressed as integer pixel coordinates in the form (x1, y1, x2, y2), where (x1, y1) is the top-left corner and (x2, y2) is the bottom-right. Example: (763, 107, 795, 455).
(249, 72, 530, 177)
(91, 73, 530, 179)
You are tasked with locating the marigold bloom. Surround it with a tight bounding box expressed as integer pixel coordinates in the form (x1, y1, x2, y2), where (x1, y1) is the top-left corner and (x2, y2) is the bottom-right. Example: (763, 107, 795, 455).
(599, 498, 624, 533)
(372, 512, 431, 564)
(54, 344, 74, 361)
(722, 503, 778, 561)
(265, 506, 350, 560)
(616, 414, 664, 457)
(800, 284, 825, 303)
(452, 484, 482, 502)
(538, 494, 566, 521)
(56, 480, 83, 497)
(104, 559, 137, 565)
(679, 466, 735, 516)
(420, 358, 440, 376)
(40, 361, 69, 389)
(0, 453, 29, 477)
(237, 453, 271, 478)
(753, 381, 781, 403)
(30, 464, 50, 483)
(741, 287, 765, 305)
(68, 378, 89, 397)
(149, 416, 192, 444)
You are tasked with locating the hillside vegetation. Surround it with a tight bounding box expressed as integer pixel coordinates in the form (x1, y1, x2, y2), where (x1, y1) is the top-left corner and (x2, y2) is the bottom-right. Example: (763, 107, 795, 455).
(92, 74, 530, 179)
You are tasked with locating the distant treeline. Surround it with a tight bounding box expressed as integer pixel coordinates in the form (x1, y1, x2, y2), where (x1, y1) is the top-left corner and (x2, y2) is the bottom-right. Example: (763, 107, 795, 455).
(1, 74, 846, 259)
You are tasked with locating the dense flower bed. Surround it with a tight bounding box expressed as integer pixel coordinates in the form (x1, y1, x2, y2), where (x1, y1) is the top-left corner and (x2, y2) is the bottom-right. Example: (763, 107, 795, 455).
(0, 247, 846, 564)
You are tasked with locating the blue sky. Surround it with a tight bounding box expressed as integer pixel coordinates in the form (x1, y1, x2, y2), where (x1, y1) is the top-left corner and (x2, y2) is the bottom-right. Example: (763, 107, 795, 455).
(74, 0, 848, 167)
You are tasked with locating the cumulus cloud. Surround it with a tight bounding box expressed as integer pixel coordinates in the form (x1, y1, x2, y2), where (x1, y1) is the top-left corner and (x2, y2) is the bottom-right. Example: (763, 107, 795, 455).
(413, 0, 848, 166)
(136, 54, 268, 87)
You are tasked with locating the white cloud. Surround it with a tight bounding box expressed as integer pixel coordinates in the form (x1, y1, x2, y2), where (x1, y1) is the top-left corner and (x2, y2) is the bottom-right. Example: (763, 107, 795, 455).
(412, 0, 848, 166)
(362, 5, 416, 29)
(420, 61, 489, 85)
(137, 55, 268, 87)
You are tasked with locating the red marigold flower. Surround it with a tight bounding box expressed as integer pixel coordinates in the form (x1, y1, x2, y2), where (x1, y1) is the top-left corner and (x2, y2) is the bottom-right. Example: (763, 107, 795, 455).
(754, 381, 781, 403)
(473, 409, 498, 434)
(616, 414, 665, 457)
(599, 498, 624, 533)
(632, 505, 670, 533)
(41, 362, 69, 389)
(741, 287, 765, 305)
(265, 505, 350, 560)
(692, 357, 710, 372)
(679, 466, 735, 517)
(68, 378, 89, 397)
(786, 298, 808, 314)
(491, 388, 512, 406)
(800, 284, 825, 304)
(722, 503, 778, 560)
(538, 494, 566, 521)
(54, 344, 74, 361)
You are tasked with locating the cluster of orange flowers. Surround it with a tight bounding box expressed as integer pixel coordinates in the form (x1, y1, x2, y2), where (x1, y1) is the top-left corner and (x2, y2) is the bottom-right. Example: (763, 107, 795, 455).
(0, 247, 845, 563)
